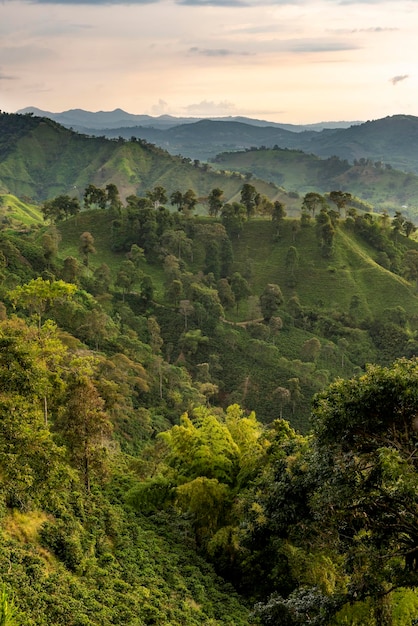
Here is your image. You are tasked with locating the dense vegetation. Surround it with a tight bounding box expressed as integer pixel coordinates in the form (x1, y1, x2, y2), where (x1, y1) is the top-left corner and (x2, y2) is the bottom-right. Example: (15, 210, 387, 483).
(0, 115, 417, 625)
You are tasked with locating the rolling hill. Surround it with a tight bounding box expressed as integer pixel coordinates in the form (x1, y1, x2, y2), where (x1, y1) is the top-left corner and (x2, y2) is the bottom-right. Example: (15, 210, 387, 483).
(212, 146, 418, 218)
(16, 109, 418, 176)
(0, 112, 280, 204)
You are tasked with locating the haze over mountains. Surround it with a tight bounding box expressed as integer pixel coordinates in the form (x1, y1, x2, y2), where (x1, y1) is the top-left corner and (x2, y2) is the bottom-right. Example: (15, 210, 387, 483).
(16, 107, 418, 176)
(17, 106, 359, 133)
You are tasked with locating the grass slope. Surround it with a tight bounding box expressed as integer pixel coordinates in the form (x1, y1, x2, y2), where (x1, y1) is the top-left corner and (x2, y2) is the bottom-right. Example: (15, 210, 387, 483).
(230, 218, 418, 315)
(0, 194, 43, 227)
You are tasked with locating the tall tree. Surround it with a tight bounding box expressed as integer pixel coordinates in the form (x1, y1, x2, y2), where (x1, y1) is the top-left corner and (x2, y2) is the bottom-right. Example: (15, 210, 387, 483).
(230, 272, 251, 313)
(302, 192, 327, 218)
(259, 283, 284, 321)
(272, 200, 287, 237)
(208, 188, 224, 217)
(79, 231, 96, 269)
(240, 183, 259, 220)
(59, 375, 112, 492)
(146, 185, 167, 208)
(329, 190, 352, 216)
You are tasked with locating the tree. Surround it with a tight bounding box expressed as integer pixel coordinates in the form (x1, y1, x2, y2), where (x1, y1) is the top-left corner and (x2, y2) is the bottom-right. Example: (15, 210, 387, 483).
(240, 183, 259, 219)
(220, 236, 234, 278)
(204, 240, 221, 279)
(116, 259, 140, 300)
(170, 190, 184, 211)
(179, 299, 194, 330)
(41, 229, 60, 268)
(146, 185, 167, 208)
(302, 192, 327, 218)
(61, 256, 80, 284)
(0, 318, 71, 507)
(274, 386, 291, 419)
(9, 277, 77, 331)
(166, 278, 183, 306)
(404, 220, 416, 238)
(259, 283, 284, 321)
(310, 358, 418, 623)
(83, 184, 107, 209)
(221, 202, 246, 239)
(329, 190, 352, 216)
(105, 183, 122, 213)
(79, 231, 96, 269)
(272, 200, 287, 237)
(58, 375, 112, 492)
(182, 189, 198, 213)
(126, 244, 145, 268)
(92, 263, 112, 295)
(217, 278, 235, 310)
(231, 272, 251, 313)
(392, 211, 405, 241)
(41, 195, 80, 223)
(301, 337, 321, 362)
(161, 229, 193, 261)
(208, 188, 224, 217)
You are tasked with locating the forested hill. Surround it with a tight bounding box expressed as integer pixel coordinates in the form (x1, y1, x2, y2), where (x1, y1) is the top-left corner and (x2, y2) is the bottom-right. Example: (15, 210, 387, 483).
(212, 146, 418, 219)
(0, 191, 418, 624)
(0, 112, 278, 204)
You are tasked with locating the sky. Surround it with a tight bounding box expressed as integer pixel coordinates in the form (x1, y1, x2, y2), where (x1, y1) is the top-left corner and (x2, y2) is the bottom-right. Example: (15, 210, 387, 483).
(1, 0, 417, 124)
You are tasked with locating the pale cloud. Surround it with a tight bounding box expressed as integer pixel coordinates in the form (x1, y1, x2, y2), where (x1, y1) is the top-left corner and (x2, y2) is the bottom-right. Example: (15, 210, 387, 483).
(390, 74, 409, 85)
(184, 100, 237, 115)
(151, 99, 169, 115)
(189, 46, 252, 57)
(285, 38, 359, 53)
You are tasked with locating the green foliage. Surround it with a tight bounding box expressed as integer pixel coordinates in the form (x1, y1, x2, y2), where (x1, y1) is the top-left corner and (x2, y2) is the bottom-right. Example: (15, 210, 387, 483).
(0, 585, 18, 626)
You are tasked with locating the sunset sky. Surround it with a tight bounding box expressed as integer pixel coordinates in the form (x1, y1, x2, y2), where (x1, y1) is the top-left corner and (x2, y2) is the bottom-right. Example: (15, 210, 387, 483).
(1, 0, 417, 124)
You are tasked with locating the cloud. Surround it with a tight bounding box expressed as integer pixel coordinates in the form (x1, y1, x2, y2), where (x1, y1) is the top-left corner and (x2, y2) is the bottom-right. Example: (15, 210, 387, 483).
(184, 100, 237, 116)
(0, 70, 17, 80)
(284, 38, 359, 53)
(151, 99, 169, 115)
(189, 46, 252, 57)
(356, 27, 397, 32)
(390, 74, 409, 85)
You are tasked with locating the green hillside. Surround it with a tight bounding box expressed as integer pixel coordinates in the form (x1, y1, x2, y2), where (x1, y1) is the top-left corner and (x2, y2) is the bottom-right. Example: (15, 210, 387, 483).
(213, 147, 418, 218)
(0, 113, 279, 205)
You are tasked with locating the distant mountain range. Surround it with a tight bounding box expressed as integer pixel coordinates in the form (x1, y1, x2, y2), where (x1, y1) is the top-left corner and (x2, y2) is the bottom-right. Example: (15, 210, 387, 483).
(17, 107, 358, 133)
(17, 108, 418, 175)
